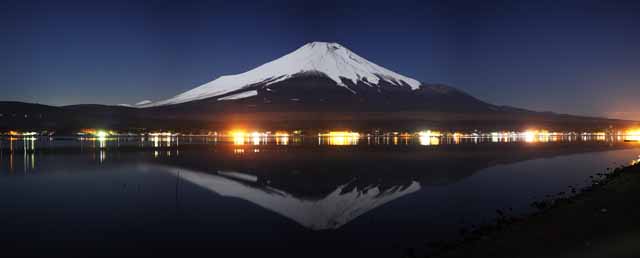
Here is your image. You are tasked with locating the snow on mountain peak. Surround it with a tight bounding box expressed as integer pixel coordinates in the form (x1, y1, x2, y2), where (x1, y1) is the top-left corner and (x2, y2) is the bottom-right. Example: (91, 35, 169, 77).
(135, 100, 152, 106)
(144, 42, 421, 107)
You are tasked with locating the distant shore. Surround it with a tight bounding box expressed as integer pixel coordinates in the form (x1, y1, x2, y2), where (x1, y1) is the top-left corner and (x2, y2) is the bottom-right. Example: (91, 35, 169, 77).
(433, 159, 640, 258)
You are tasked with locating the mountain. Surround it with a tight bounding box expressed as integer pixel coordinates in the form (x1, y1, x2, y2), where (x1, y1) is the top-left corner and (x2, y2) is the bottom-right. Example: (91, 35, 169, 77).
(1, 42, 638, 131)
(143, 42, 422, 107)
(141, 42, 491, 112)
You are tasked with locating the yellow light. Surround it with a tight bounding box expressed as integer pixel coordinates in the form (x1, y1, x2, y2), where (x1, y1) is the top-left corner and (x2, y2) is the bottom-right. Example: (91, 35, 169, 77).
(625, 129, 640, 142)
(274, 131, 289, 137)
(418, 130, 442, 137)
(149, 132, 173, 137)
(319, 131, 360, 146)
(419, 135, 440, 146)
(80, 128, 97, 135)
(251, 131, 262, 145)
(275, 131, 289, 145)
(95, 131, 109, 138)
(230, 130, 246, 145)
(96, 131, 107, 149)
(230, 130, 245, 138)
(452, 132, 461, 144)
(319, 131, 360, 137)
(523, 130, 537, 143)
(418, 130, 441, 146)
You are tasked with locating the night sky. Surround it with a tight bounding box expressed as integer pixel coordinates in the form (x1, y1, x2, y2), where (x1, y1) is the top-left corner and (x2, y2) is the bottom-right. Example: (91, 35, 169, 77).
(1, 0, 639, 119)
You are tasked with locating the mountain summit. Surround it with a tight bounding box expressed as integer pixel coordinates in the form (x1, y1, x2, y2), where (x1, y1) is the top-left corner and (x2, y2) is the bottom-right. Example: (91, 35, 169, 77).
(144, 42, 423, 107)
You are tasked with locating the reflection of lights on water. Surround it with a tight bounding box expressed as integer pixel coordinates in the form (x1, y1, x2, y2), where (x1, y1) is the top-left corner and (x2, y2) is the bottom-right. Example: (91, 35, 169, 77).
(98, 137, 106, 149)
(274, 132, 290, 145)
(99, 150, 106, 163)
(276, 135, 289, 145)
(149, 135, 176, 147)
(251, 132, 262, 145)
(233, 149, 245, 154)
(452, 133, 461, 144)
(22, 137, 36, 151)
(30, 152, 35, 170)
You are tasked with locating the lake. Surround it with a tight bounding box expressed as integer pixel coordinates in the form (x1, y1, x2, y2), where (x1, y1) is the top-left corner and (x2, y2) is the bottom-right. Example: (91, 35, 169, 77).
(1, 135, 639, 257)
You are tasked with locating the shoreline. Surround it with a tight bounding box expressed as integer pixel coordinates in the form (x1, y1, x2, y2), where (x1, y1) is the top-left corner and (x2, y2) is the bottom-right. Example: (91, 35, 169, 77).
(431, 158, 640, 258)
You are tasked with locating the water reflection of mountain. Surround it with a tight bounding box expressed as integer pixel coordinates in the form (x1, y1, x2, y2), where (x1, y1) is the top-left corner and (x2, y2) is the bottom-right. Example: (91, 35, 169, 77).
(140, 142, 638, 230)
(1, 141, 637, 230)
(147, 164, 419, 230)
(150, 142, 638, 199)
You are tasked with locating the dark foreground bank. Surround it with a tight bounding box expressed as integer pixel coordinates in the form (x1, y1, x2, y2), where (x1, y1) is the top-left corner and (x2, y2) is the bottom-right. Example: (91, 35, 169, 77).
(433, 160, 640, 258)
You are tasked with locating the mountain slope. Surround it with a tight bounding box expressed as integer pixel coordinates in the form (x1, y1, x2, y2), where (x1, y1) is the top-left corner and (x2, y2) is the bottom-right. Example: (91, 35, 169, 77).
(143, 42, 422, 107)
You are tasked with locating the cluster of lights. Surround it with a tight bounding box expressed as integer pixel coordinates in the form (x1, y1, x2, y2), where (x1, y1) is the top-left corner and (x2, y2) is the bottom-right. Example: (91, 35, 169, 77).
(318, 131, 360, 137)
(625, 129, 640, 142)
(417, 130, 442, 138)
(416, 131, 442, 146)
(318, 131, 360, 146)
(148, 132, 177, 137)
(95, 131, 109, 139)
(4, 131, 38, 136)
(227, 130, 292, 145)
(4, 127, 640, 146)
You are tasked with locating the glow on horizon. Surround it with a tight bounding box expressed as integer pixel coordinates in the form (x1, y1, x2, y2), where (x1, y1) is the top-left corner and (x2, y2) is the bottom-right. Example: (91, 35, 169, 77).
(626, 129, 640, 141)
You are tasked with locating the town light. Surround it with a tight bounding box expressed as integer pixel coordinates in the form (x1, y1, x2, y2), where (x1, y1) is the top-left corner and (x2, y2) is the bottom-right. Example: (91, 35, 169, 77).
(96, 130, 109, 139)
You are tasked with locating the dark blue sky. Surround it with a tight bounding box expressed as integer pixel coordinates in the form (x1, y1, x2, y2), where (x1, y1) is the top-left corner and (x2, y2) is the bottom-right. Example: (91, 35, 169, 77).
(1, 0, 639, 119)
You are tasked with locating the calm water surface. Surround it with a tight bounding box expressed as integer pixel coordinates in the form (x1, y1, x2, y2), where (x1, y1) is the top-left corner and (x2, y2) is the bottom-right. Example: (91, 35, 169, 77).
(1, 136, 639, 257)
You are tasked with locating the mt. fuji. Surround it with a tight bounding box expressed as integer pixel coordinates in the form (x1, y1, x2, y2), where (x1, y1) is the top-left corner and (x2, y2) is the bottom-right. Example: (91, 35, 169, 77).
(143, 42, 425, 107)
(2, 42, 633, 131)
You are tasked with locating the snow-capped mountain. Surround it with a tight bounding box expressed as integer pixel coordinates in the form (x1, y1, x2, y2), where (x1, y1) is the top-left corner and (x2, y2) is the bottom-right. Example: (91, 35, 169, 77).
(142, 42, 422, 107)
